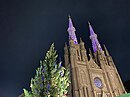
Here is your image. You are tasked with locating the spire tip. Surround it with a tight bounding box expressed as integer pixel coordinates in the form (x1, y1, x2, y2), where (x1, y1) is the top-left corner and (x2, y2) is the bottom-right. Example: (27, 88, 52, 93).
(68, 14, 71, 18)
(88, 21, 90, 25)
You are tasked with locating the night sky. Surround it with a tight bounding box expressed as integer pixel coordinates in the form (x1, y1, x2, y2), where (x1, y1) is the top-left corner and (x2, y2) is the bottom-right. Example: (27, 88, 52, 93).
(0, 0, 130, 97)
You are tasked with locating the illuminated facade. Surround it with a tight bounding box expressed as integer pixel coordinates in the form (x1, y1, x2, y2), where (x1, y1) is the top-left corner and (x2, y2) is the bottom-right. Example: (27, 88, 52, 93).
(64, 17, 126, 97)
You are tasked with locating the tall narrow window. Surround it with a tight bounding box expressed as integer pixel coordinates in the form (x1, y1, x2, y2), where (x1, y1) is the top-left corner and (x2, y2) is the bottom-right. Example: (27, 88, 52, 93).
(77, 50, 81, 60)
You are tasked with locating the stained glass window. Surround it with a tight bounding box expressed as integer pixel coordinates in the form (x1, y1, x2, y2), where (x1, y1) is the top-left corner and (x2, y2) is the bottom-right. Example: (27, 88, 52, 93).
(94, 77, 103, 88)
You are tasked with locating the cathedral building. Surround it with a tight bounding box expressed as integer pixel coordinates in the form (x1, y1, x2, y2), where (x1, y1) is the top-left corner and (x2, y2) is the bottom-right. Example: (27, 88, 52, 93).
(64, 16, 126, 97)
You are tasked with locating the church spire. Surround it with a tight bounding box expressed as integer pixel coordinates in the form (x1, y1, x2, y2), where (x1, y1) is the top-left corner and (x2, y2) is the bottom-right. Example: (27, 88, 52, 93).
(88, 22, 102, 52)
(67, 16, 78, 44)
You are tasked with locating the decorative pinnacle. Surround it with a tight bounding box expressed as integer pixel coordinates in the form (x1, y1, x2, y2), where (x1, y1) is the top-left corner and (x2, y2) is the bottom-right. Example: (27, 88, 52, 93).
(103, 45, 110, 56)
(65, 42, 67, 48)
(89, 22, 102, 52)
(67, 16, 78, 44)
(89, 48, 93, 59)
(80, 38, 83, 43)
(64, 42, 68, 54)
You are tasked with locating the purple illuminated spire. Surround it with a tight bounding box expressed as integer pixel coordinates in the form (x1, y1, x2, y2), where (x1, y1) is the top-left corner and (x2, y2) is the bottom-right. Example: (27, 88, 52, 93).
(67, 16, 78, 44)
(89, 22, 102, 52)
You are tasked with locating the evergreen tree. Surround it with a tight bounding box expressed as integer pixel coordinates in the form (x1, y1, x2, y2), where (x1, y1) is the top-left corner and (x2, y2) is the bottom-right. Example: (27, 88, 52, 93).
(23, 43, 70, 97)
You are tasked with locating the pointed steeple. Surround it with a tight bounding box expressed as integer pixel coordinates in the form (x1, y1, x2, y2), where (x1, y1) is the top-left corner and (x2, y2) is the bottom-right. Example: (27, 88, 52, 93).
(88, 22, 102, 52)
(67, 16, 78, 44)
(88, 22, 95, 36)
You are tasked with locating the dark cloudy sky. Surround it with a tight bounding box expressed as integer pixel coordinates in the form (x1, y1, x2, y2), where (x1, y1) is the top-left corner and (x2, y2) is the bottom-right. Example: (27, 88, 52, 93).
(0, 0, 130, 97)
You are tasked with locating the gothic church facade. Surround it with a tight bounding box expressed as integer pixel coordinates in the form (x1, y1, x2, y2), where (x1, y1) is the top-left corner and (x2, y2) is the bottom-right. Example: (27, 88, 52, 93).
(64, 17, 126, 97)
